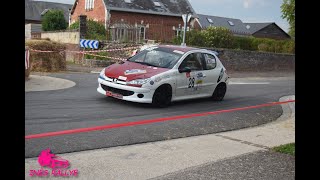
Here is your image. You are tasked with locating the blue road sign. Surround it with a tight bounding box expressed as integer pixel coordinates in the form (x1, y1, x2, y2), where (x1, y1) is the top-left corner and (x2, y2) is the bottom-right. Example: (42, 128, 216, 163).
(80, 39, 99, 49)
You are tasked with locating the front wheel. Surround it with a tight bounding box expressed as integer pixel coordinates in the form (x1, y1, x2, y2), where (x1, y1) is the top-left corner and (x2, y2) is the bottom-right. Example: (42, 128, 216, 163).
(152, 85, 172, 107)
(212, 83, 226, 101)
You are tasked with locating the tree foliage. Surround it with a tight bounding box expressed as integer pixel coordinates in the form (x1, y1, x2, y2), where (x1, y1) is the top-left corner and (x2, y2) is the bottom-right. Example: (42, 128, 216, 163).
(42, 10, 67, 31)
(281, 0, 295, 37)
(69, 19, 106, 40)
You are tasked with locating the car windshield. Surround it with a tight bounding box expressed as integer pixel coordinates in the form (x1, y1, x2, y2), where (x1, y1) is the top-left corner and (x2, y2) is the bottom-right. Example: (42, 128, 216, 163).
(128, 47, 184, 69)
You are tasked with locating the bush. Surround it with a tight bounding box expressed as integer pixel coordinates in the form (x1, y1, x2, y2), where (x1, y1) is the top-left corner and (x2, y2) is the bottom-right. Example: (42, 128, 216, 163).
(282, 40, 295, 53)
(171, 27, 295, 54)
(172, 36, 182, 45)
(186, 30, 206, 47)
(69, 19, 106, 40)
(232, 37, 295, 54)
(42, 10, 67, 31)
(202, 26, 234, 48)
(25, 39, 66, 72)
(233, 36, 257, 51)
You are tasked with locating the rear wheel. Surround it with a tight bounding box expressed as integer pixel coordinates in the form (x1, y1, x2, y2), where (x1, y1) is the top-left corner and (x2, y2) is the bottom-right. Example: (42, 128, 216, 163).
(212, 83, 226, 101)
(152, 85, 172, 107)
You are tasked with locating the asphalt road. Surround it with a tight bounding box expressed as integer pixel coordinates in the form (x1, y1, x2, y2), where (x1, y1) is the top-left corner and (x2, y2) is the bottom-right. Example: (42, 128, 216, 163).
(25, 73, 295, 158)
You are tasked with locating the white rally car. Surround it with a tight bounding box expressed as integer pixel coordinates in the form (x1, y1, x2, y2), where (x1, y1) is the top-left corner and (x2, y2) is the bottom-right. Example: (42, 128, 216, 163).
(97, 45, 229, 107)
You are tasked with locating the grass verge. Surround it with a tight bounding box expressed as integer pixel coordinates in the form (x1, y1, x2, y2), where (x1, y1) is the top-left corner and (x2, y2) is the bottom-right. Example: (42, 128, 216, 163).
(272, 143, 295, 156)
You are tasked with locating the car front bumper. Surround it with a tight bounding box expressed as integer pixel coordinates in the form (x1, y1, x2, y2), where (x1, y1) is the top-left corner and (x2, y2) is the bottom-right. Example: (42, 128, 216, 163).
(97, 78, 154, 103)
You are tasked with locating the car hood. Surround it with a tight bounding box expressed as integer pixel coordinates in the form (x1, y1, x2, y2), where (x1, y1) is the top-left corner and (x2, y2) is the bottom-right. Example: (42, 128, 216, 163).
(105, 61, 170, 81)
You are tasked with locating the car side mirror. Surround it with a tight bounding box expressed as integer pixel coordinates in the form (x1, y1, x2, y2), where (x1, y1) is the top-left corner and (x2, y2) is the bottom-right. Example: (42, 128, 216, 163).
(179, 67, 191, 73)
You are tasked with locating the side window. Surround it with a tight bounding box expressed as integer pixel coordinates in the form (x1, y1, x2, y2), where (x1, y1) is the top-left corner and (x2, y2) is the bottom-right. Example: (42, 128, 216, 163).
(204, 53, 217, 70)
(179, 53, 204, 71)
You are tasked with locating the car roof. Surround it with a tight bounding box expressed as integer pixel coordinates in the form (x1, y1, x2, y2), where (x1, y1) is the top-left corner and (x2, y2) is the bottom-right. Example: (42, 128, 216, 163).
(157, 45, 200, 53)
(144, 44, 218, 56)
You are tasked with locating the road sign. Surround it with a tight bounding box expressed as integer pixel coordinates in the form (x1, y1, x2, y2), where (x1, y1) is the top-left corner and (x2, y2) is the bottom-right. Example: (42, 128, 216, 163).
(181, 14, 191, 46)
(182, 14, 191, 24)
(80, 39, 99, 49)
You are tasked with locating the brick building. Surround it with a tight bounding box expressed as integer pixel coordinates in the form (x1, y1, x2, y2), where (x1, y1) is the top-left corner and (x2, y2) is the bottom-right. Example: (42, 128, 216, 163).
(70, 0, 197, 42)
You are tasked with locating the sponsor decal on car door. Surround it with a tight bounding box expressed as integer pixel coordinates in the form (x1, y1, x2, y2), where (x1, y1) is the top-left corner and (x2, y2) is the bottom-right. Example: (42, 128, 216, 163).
(176, 53, 206, 97)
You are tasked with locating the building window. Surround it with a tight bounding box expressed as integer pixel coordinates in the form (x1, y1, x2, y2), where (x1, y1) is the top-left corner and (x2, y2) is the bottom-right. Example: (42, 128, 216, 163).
(154, 2, 161, 6)
(174, 25, 190, 37)
(139, 26, 145, 40)
(175, 29, 181, 37)
(85, 0, 95, 11)
(207, 18, 213, 23)
(228, 21, 234, 26)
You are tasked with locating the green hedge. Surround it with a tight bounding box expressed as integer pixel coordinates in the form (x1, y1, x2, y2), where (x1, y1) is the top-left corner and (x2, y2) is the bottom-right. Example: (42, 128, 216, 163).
(172, 28, 295, 54)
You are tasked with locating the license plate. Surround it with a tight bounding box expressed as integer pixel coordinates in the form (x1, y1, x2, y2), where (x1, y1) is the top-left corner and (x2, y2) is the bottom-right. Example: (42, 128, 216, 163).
(106, 91, 123, 99)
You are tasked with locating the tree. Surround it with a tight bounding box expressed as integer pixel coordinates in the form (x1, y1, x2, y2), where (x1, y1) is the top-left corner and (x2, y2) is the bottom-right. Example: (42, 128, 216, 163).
(42, 10, 67, 31)
(281, 0, 295, 37)
(69, 19, 106, 40)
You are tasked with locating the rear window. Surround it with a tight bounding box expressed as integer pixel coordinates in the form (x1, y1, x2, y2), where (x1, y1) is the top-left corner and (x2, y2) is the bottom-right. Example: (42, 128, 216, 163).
(204, 54, 217, 70)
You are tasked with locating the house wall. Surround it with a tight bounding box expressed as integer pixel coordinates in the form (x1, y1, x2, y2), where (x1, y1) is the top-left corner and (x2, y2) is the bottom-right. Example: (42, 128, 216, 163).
(109, 11, 192, 42)
(41, 31, 80, 44)
(25, 24, 42, 39)
(70, 0, 196, 42)
(253, 24, 290, 40)
(25, 24, 32, 39)
(71, 0, 106, 25)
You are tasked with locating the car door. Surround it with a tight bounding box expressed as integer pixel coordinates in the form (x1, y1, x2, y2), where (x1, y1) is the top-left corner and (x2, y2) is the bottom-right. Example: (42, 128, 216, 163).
(175, 52, 207, 98)
(200, 53, 223, 96)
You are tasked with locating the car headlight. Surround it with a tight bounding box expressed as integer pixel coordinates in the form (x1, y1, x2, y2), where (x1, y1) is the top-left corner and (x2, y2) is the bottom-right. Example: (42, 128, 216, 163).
(99, 68, 105, 79)
(128, 78, 151, 85)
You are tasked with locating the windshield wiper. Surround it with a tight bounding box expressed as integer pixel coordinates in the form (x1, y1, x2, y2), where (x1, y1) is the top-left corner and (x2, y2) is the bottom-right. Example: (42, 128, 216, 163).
(135, 61, 158, 67)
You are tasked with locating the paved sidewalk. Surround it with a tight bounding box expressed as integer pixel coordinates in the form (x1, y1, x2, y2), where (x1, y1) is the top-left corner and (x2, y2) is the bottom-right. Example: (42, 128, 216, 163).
(153, 151, 295, 180)
(25, 75, 76, 92)
(25, 95, 295, 180)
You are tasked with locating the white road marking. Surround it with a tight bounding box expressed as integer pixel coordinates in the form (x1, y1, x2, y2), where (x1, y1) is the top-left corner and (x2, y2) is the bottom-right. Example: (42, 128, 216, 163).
(229, 82, 270, 85)
(90, 71, 101, 74)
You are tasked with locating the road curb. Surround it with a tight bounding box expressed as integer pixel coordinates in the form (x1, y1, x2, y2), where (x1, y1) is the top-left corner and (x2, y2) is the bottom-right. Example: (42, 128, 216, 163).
(217, 95, 295, 148)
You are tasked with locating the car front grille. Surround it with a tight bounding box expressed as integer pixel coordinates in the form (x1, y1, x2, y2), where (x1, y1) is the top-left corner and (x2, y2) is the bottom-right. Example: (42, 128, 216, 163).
(100, 84, 134, 96)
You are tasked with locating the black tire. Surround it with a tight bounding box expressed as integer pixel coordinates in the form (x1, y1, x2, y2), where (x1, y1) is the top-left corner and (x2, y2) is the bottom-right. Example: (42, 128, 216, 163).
(212, 83, 226, 101)
(152, 85, 172, 107)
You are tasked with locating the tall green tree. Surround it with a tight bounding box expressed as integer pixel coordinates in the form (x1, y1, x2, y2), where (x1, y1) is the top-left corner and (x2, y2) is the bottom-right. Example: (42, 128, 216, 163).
(42, 10, 67, 31)
(281, 0, 295, 37)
